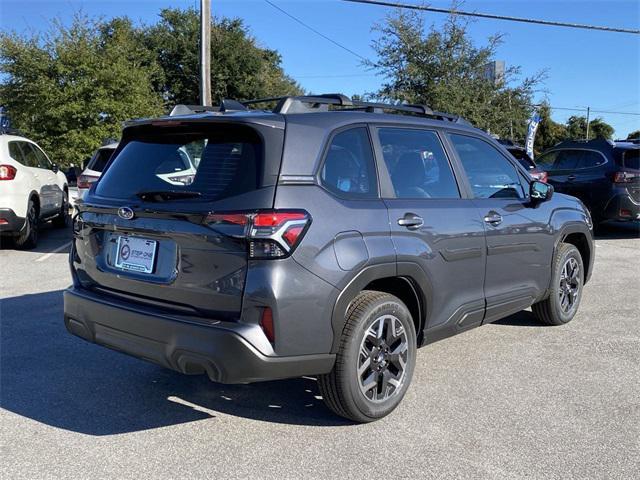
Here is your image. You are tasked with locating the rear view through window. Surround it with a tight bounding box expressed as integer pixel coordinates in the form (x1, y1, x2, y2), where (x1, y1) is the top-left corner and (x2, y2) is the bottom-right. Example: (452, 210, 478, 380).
(95, 125, 261, 202)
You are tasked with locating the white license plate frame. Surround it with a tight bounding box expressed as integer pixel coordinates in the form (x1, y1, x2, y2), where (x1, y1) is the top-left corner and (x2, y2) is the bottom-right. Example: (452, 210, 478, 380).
(114, 236, 158, 274)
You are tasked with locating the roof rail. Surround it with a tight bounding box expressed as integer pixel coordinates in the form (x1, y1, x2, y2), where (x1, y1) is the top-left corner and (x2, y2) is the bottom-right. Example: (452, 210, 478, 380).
(241, 94, 469, 124)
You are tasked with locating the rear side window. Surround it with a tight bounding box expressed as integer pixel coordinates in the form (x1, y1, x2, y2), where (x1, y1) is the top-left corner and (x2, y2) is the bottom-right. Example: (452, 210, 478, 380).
(8, 141, 27, 165)
(95, 125, 261, 202)
(87, 148, 115, 173)
(320, 127, 377, 198)
(449, 134, 525, 199)
(377, 128, 460, 199)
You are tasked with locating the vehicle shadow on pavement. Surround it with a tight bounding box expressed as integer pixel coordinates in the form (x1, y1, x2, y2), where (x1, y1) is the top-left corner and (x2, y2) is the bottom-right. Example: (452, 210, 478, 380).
(491, 310, 546, 327)
(0, 290, 350, 436)
(0, 221, 72, 253)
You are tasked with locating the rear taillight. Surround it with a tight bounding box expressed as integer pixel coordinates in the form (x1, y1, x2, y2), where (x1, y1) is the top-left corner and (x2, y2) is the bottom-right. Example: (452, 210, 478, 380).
(533, 171, 548, 183)
(0, 165, 17, 180)
(77, 174, 99, 189)
(205, 209, 311, 259)
(613, 171, 640, 183)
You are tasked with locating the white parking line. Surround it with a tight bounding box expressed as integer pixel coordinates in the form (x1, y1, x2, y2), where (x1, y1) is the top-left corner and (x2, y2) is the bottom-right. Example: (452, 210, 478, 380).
(35, 241, 71, 262)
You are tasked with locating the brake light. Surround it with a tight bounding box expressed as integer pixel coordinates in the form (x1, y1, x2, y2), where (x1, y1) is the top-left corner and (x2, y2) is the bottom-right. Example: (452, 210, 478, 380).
(613, 171, 639, 183)
(537, 171, 548, 183)
(0, 218, 8, 225)
(205, 209, 311, 258)
(0, 165, 17, 180)
(77, 174, 99, 189)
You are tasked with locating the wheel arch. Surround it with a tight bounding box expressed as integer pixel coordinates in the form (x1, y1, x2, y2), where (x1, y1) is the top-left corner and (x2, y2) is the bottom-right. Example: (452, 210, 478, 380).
(555, 223, 594, 284)
(330, 263, 430, 352)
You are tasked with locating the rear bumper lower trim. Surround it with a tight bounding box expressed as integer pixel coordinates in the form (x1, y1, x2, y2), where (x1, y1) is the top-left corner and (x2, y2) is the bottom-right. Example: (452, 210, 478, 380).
(63, 287, 335, 384)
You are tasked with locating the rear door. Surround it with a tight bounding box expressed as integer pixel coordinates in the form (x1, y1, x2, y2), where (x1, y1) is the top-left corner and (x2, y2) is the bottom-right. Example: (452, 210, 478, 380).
(373, 126, 487, 335)
(447, 133, 554, 322)
(28, 142, 63, 214)
(73, 121, 282, 320)
(18, 141, 53, 213)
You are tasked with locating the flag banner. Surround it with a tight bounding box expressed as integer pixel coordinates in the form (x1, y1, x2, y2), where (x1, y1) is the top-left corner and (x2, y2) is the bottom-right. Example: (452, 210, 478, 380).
(525, 112, 541, 159)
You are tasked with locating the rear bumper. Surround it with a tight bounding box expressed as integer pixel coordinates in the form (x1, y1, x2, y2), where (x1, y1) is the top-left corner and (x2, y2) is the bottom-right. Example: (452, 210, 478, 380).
(0, 208, 25, 234)
(602, 193, 640, 221)
(63, 287, 335, 384)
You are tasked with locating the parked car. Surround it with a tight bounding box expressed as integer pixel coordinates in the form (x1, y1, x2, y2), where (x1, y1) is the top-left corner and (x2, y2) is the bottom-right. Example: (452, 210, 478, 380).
(64, 95, 594, 422)
(536, 138, 640, 223)
(77, 142, 118, 199)
(497, 139, 548, 182)
(0, 130, 69, 248)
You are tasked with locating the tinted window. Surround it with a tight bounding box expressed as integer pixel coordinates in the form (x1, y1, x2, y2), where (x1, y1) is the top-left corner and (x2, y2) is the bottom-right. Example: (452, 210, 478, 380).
(95, 125, 261, 201)
(378, 128, 459, 199)
(320, 127, 377, 198)
(29, 143, 51, 169)
(537, 149, 606, 171)
(86, 148, 116, 173)
(8, 141, 26, 165)
(20, 143, 41, 168)
(450, 134, 525, 199)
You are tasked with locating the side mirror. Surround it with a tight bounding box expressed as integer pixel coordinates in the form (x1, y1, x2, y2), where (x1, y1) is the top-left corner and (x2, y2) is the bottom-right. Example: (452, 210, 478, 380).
(530, 180, 553, 202)
(51, 163, 59, 173)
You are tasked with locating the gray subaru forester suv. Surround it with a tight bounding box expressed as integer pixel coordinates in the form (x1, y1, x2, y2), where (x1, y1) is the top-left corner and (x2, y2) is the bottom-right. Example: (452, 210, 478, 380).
(64, 94, 594, 422)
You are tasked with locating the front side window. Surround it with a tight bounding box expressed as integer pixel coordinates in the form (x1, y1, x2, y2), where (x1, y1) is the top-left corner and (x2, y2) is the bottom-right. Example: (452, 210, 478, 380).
(537, 149, 606, 171)
(28, 143, 51, 169)
(320, 127, 377, 198)
(378, 128, 460, 199)
(449, 134, 525, 199)
(20, 142, 41, 168)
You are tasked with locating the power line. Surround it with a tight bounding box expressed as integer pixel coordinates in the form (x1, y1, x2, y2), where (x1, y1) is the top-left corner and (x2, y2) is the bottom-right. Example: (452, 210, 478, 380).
(538, 106, 640, 116)
(343, 0, 640, 35)
(263, 0, 370, 61)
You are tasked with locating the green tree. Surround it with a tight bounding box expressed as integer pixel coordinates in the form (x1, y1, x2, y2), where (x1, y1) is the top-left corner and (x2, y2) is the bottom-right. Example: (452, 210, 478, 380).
(626, 129, 639, 140)
(145, 8, 302, 106)
(0, 14, 163, 167)
(565, 115, 614, 140)
(367, 10, 543, 141)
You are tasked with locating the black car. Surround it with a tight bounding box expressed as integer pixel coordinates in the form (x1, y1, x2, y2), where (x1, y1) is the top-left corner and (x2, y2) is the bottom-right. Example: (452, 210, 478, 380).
(536, 139, 640, 223)
(64, 94, 593, 422)
(497, 139, 547, 183)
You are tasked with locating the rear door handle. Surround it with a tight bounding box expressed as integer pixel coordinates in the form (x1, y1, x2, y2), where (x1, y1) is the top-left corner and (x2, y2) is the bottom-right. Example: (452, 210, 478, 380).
(398, 213, 424, 230)
(483, 212, 503, 226)
(567, 174, 576, 181)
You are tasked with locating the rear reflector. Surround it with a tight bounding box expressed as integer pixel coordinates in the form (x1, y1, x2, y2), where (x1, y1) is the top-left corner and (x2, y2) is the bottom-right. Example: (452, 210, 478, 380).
(0, 165, 17, 180)
(205, 209, 311, 259)
(260, 307, 275, 343)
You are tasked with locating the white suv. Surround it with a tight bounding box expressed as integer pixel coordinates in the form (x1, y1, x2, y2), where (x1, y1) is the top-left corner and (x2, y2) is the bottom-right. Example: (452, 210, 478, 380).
(0, 132, 69, 248)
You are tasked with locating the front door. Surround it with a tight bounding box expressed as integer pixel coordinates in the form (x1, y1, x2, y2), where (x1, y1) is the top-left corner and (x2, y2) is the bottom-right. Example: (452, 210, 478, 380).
(447, 133, 554, 323)
(373, 126, 487, 339)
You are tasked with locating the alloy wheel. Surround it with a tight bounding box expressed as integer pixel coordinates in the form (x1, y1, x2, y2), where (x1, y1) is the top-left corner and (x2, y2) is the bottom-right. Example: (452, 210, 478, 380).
(357, 314, 409, 403)
(559, 257, 580, 314)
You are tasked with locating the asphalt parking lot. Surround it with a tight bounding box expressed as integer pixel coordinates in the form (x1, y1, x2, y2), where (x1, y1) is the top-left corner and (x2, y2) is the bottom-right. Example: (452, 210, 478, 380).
(1, 221, 639, 479)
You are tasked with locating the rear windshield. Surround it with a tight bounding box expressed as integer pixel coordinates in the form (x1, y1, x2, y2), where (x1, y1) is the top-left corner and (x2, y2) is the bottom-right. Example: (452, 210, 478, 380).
(87, 148, 115, 173)
(94, 125, 261, 201)
(622, 149, 639, 170)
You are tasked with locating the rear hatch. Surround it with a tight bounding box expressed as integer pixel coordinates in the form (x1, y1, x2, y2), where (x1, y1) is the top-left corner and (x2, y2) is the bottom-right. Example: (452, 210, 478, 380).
(616, 148, 640, 202)
(72, 117, 284, 321)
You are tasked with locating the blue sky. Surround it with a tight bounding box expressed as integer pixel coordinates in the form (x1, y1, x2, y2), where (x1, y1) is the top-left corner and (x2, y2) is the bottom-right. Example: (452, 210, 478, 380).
(1, 0, 639, 137)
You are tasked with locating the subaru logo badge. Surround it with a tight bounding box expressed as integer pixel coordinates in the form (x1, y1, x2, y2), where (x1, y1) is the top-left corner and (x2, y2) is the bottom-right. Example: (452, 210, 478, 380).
(118, 207, 134, 220)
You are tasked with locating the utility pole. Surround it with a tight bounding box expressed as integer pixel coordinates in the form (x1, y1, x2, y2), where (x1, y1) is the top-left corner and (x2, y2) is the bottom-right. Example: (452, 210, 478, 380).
(200, 0, 212, 106)
(585, 106, 590, 140)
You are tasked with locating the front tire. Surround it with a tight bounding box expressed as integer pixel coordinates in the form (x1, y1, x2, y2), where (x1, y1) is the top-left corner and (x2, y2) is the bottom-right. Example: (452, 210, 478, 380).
(533, 243, 584, 325)
(15, 200, 39, 250)
(318, 291, 417, 423)
(52, 191, 69, 228)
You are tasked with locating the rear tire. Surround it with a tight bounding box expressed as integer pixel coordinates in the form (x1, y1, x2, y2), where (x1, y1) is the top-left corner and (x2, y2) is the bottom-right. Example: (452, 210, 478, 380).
(52, 191, 69, 228)
(318, 290, 417, 423)
(15, 200, 39, 250)
(532, 243, 584, 325)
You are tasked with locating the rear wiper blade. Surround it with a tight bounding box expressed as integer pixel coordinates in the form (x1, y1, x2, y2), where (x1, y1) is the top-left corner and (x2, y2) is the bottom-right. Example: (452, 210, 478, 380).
(136, 190, 202, 202)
